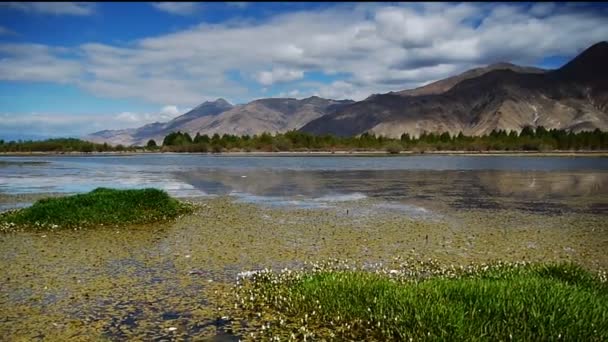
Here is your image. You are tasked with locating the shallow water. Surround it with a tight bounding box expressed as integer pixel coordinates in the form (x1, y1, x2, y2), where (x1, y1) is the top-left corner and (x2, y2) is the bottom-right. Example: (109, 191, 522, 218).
(0, 154, 607, 340)
(1, 198, 607, 340)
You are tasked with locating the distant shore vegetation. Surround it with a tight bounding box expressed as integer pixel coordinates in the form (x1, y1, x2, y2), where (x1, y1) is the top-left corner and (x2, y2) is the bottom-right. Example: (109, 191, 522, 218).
(1, 126, 607, 153)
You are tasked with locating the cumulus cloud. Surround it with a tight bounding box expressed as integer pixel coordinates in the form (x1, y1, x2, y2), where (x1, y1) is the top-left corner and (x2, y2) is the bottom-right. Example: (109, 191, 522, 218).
(160, 105, 181, 117)
(0, 43, 83, 83)
(256, 68, 304, 85)
(1, 2, 607, 110)
(0, 2, 95, 16)
(314, 81, 375, 102)
(277, 89, 301, 98)
(0, 105, 187, 137)
(0, 113, 114, 138)
(152, 2, 199, 16)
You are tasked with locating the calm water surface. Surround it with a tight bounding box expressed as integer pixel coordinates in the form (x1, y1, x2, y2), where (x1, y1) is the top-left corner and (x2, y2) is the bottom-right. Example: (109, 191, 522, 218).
(1, 154, 607, 214)
(1, 154, 607, 340)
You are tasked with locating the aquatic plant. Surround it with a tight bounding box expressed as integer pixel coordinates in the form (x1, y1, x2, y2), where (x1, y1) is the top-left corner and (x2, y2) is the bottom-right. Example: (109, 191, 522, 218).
(0, 187, 193, 231)
(235, 259, 608, 340)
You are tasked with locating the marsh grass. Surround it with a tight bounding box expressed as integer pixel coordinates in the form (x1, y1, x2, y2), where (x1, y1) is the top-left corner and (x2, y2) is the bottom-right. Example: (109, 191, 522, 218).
(0, 187, 192, 231)
(237, 261, 608, 340)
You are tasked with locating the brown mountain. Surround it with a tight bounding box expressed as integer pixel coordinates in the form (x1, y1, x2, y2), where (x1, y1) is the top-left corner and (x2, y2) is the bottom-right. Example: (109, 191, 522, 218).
(86, 96, 353, 146)
(85, 98, 233, 146)
(391, 62, 545, 97)
(300, 42, 608, 138)
(184, 96, 353, 137)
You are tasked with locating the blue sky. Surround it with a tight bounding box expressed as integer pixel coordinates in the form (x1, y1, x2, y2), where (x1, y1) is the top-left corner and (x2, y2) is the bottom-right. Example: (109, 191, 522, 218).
(0, 2, 607, 139)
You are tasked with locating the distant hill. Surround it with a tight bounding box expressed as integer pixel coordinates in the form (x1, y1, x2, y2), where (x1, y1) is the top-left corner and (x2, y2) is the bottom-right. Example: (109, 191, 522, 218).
(86, 96, 353, 146)
(300, 42, 608, 138)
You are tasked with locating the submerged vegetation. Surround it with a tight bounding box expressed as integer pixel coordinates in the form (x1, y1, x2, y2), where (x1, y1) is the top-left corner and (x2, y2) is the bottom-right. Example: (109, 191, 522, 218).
(0, 195, 606, 339)
(236, 259, 608, 341)
(0, 188, 192, 231)
(1, 126, 606, 153)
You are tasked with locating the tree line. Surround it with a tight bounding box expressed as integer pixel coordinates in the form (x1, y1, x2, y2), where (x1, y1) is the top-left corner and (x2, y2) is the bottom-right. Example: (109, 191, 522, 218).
(158, 126, 608, 153)
(1, 126, 606, 153)
(0, 138, 127, 153)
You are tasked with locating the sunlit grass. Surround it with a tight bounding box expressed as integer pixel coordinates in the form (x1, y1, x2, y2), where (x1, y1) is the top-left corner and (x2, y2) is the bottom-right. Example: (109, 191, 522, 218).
(0, 187, 192, 231)
(236, 260, 608, 340)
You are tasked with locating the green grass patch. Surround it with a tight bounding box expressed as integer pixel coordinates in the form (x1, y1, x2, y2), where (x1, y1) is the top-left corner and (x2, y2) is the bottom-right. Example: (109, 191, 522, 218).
(238, 262, 608, 340)
(0, 187, 192, 231)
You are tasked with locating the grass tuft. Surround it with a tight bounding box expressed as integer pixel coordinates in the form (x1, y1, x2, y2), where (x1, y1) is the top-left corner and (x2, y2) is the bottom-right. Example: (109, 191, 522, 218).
(236, 260, 608, 340)
(0, 187, 192, 231)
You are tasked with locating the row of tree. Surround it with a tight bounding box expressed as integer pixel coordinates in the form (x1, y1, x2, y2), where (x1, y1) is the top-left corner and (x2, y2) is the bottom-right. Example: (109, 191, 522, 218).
(157, 126, 608, 152)
(0, 138, 128, 153)
(1, 126, 607, 153)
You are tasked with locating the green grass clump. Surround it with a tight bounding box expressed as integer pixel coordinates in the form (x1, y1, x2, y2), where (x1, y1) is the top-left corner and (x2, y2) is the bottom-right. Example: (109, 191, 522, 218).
(0, 187, 192, 230)
(238, 262, 608, 340)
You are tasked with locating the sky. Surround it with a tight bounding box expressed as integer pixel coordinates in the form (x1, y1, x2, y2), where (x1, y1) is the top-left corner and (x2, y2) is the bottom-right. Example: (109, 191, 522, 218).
(1, 2, 608, 139)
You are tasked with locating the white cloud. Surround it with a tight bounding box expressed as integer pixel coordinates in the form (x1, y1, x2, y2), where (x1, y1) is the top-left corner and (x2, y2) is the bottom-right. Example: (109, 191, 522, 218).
(256, 68, 304, 85)
(0, 105, 188, 137)
(1, 2, 607, 110)
(152, 2, 199, 16)
(0, 44, 82, 83)
(0, 2, 95, 16)
(315, 80, 375, 101)
(277, 89, 301, 98)
(160, 105, 180, 117)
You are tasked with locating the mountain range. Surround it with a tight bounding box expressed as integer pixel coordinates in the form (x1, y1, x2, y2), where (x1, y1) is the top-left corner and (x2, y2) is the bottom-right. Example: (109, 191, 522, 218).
(86, 42, 608, 145)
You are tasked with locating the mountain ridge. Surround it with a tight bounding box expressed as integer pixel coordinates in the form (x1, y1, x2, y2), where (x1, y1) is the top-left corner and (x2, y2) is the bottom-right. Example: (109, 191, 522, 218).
(85, 96, 353, 146)
(300, 41, 608, 138)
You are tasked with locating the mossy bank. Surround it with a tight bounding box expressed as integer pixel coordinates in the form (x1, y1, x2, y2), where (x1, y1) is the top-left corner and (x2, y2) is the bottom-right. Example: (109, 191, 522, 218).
(0, 188, 192, 231)
(236, 260, 608, 341)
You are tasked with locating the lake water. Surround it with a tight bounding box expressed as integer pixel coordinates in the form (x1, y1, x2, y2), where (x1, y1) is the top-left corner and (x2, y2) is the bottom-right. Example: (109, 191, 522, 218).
(2, 154, 607, 340)
(1, 154, 607, 214)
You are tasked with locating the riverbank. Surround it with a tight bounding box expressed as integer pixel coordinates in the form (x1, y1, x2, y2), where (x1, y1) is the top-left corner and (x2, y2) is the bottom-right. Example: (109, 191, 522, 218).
(2, 150, 608, 157)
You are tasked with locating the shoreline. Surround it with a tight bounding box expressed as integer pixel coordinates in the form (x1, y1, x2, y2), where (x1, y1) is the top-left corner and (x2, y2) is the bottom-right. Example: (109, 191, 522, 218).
(1, 150, 608, 157)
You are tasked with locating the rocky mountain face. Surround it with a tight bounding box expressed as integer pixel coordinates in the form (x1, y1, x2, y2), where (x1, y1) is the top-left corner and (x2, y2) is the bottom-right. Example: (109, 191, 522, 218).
(86, 97, 353, 146)
(86, 99, 233, 146)
(184, 96, 354, 138)
(300, 42, 608, 138)
(391, 63, 545, 97)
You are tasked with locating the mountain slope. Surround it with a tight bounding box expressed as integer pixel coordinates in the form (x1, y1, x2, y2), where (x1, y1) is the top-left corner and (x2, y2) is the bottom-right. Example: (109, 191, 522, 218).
(300, 42, 608, 138)
(85, 98, 233, 146)
(189, 96, 354, 137)
(392, 62, 545, 97)
(86, 96, 353, 145)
